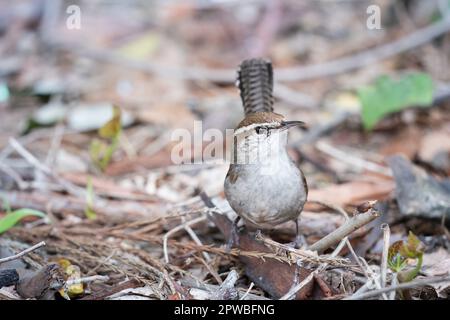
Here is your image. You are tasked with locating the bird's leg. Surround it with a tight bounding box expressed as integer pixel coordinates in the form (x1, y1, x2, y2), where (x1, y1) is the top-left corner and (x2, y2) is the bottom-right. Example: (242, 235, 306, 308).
(226, 216, 241, 250)
(286, 219, 307, 249)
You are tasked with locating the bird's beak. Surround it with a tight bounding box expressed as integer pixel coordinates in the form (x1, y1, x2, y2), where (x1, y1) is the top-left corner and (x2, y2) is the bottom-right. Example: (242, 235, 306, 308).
(280, 121, 307, 130)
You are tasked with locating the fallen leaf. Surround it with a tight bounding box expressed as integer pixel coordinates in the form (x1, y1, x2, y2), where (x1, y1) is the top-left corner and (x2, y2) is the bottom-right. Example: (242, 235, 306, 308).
(387, 155, 450, 219)
(307, 179, 394, 208)
(418, 129, 450, 172)
(358, 73, 434, 130)
(422, 248, 450, 298)
(0, 209, 47, 234)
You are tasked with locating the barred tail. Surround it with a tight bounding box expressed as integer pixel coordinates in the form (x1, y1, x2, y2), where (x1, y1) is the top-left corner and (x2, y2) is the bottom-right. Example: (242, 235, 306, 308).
(237, 58, 274, 115)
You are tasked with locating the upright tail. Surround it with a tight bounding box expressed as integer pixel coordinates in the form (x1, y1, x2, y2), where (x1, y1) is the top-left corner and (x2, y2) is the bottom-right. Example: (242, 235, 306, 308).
(237, 58, 274, 115)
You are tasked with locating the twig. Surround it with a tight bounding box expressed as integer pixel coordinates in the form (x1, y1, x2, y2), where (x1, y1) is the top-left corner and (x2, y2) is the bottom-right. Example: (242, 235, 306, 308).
(308, 200, 349, 219)
(47, 17, 450, 83)
(0, 162, 29, 190)
(65, 275, 109, 286)
(345, 239, 387, 300)
(210, 270, 239, 300)
(0, 288, 20, 300)
(183, 218, 212, 262)
(316, 141, 392, 177)
(45, 123, 65, 166)
(182, 277, 268, 300)
(198, 257, 222, 285)
(309, 205, 381, 253)
(240, 282, 255, 300)
(360, 255, 389, 300)
(163, 216, 207, 263)
(255, 232, 352, 267)
(280, 237, 348, 300)
(327, 201, 388, 300)
(275, 16, 450, 81)
(353, 282, 370, 296)
(344, 275, 450, 300)
(80, 279, 140, 300)
(389, 274, 398, 300)
(8, 138, 86, 198)
(0, 241, 46, 264)
(280, 271, 315, 301)
(380, 223, 390, 289)
(311, 201, 386, 299)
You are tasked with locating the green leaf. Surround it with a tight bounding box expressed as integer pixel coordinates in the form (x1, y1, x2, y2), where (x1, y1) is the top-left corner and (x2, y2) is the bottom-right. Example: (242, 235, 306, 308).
(0, 208, 46, 234)
(388, 240, 407, 272)
(388, 232, 424, 283)
(357, 73, 434, 130)
(84, 177, 97, 220)
(99, 105, 121, 139)
(90, 105, 122, 171)
(400, 231, 425, 259)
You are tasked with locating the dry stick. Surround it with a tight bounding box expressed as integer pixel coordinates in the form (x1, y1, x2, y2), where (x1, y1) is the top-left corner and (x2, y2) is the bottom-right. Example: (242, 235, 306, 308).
(163, 216, 207, 263)
(0, 288, 20, 300)
(345, 239, 388, 300)
(310, 201, 386, 298)
(275, 16, 450, 81)
(240, 282, 255, 301)
(389, 274, 398, 300)
(198, 257, 223, 285)
(65, 275, 109, 286)
(8, 138, 86, 198)
(255, 232, 352, 267)
(280, 237, 348, 300)
(183, 221, 212, 262)
(315, 141, 392, 177)
(380, 223, 390, 290)
(0, 241, 46, 264)
(0, 162, 29, 190)
(293, 83, 450, 148)
(360, 255, 389, 300)
(312, 201, 388, 299)
(345, 275, 450, 300)
(309, 208, 381, 253)
(327, 201, 388, 300)
(210, 270, 239, 300)
(47, 16, 450, 83)
(45, 123, 65, 167)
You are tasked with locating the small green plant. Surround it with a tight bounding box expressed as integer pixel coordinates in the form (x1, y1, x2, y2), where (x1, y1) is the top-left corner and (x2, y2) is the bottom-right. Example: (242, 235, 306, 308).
(89, 105, 122, 170)
(357, 73, 434, 130)
(84, 176, 97, 220)
(388, 231, 425, 283)
(0, 199, 47, 234)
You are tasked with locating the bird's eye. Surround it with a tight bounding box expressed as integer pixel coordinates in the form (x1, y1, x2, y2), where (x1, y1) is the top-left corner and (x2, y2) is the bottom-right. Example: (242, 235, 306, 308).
(255, 126, 265, 134)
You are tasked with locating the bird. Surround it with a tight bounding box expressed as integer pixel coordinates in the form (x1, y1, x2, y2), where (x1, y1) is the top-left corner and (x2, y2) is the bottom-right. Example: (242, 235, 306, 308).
(224, 58, 308, 246)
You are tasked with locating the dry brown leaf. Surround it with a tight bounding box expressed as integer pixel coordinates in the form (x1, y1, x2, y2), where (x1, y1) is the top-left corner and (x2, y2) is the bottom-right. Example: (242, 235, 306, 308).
(418, 129, 450, 167)
(306, 179, 394, 208)
(422, 248, 450, 297)
(379, 127, 422, 159)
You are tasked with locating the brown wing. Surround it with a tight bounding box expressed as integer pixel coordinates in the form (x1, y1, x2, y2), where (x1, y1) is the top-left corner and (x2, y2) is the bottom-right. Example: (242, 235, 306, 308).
(301, 169, 308, 197)
(225, 165, 239, 184)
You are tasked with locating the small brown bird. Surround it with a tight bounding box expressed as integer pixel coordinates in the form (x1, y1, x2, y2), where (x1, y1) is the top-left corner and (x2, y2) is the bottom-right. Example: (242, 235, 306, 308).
(224, 58, 308, 244)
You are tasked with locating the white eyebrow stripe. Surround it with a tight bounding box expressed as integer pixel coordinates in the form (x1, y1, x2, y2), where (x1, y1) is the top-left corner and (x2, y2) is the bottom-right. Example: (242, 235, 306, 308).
(234, 122, 279, 135)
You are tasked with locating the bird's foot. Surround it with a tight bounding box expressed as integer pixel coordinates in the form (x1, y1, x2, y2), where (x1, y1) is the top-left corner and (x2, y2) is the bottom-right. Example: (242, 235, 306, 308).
(226, 216, 241, 250)
(285, 234, 308, 249)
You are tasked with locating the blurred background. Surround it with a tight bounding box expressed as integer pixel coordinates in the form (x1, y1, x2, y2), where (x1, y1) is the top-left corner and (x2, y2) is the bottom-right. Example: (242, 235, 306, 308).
(0, 0, 450, 300)
(1, 0, 449, 199)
